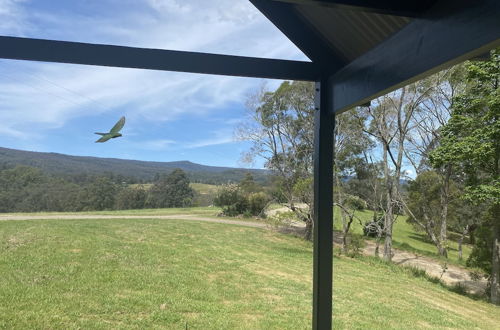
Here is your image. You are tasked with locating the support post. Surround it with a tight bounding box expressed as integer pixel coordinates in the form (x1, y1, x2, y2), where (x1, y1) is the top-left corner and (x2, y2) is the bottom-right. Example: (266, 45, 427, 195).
(312, 78, 335, 329)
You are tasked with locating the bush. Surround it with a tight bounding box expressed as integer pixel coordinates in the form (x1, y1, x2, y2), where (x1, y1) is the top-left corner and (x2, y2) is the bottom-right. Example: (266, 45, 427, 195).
(343, 194, 367, 211)
(115, 186, 147, 210)
(248, 192, 270, 216)
(214, 185, 270, 217)
(214, 184, 248, 216)
(346, 234, 365, 257)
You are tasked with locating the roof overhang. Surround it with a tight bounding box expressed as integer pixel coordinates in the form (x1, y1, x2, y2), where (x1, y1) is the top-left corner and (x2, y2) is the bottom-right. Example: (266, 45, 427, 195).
(0, 0, 498, 111)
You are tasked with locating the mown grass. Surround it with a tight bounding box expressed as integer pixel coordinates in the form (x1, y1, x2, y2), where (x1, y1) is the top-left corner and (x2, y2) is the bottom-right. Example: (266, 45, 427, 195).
(1, 218, 498, 329)
(190, 183, 219, 195)
(5, 202, 473, 267)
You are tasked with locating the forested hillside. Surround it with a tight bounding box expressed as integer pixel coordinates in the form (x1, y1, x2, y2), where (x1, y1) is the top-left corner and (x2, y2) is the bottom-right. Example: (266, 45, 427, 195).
(0, 147, 267, 184)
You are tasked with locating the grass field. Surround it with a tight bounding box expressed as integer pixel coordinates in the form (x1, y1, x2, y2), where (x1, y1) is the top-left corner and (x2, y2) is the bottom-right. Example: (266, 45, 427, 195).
(331, 208, 473, 266)
(1, 217, 498, 329)
(190, 183, 219, 195)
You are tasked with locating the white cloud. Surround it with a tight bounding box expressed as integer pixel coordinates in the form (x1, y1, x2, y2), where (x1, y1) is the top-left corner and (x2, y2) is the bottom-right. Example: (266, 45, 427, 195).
(135, 138, 176, 150)
(0, 0, 30, 35)
(185, 136, 234, 149)
(0, 0, 305, 141)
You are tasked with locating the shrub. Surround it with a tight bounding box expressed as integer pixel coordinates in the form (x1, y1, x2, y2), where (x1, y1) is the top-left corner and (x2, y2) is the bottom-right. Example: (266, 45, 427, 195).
(248, 192, 270, 216)
(345, 234, 365, 257)
(115, 186, 147, 210)
(343, 194, 367, 211)
(214, 185, 271, 217)
(214, 184, 248, 216)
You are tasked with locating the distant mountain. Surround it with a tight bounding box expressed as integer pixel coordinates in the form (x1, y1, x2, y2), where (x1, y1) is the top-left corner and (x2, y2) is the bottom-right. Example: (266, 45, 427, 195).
(0, 147, 268, 184)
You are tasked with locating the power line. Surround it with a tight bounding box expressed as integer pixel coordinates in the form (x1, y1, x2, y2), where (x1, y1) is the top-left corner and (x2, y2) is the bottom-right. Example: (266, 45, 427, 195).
(0, 60, 109, 111)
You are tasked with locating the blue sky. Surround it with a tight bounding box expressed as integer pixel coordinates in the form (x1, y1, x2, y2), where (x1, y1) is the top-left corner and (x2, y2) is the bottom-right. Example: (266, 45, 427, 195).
(0, 0, 307, 168)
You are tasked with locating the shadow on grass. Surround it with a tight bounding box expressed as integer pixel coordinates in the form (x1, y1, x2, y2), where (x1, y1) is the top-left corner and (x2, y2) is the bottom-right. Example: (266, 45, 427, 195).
(407, 233, 434, 245)
(351, 255, 488, 303)
(391, 240, 467, 267)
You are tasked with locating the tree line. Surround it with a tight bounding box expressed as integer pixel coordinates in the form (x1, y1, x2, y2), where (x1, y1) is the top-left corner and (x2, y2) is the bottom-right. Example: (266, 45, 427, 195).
(0, 166, 195, 212)
(238, 48, 499, 304)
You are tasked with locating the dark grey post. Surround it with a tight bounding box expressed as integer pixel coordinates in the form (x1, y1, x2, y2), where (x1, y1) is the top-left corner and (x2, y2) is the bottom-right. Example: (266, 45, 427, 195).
(312, 79, 335, 329)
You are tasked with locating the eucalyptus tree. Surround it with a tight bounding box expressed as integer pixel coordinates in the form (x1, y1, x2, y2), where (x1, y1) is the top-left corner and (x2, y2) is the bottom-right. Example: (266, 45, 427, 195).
(402, 67, 466, 257)
(238, 81, 316, 238)
(356, 79, 437, 261)
(239, 81, 371, 240)
(430, 49, 500, 304)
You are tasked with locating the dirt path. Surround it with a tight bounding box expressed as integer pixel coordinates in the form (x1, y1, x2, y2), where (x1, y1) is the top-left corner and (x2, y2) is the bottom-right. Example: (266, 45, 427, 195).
(0, 213, 486, 295)
(343, 238, 487, 295)
(0, 214, 269, 229)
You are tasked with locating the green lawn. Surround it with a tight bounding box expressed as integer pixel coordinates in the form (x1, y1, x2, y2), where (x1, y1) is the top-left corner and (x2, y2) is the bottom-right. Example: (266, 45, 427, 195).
(1, 217, 498, 329)
(5, 203, 474, 267)
(190, 183, 219, 195)
(333, 208, 473, 266)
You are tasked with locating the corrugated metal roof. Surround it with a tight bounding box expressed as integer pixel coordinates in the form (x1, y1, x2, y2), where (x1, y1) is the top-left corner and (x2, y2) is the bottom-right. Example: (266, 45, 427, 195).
(295, 4, 411, 62)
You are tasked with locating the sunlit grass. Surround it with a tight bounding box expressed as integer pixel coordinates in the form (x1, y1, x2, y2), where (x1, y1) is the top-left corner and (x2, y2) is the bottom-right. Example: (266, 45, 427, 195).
(333, 208, 472, 266)
(0, 218, 498, 329)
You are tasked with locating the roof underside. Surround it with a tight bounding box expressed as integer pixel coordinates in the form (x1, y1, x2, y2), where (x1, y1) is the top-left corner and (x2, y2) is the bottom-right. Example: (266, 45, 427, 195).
(295, 5, 411, 63)
(0, 0, 499, 112)
(252, 0, 500, 111)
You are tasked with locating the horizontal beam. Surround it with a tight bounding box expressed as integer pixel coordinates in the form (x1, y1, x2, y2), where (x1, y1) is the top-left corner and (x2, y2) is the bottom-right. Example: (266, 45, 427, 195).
(332, 0, 500, 113)
(0, 36, 320, 81)
(272, 0, 436, 17)
(251, 0, 346, 70)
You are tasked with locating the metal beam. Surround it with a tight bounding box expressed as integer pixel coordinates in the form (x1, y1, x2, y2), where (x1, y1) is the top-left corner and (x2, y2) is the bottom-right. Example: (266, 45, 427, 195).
(331, 0, 500, 113)
(0, 36, 321, 81)
(312, 78, 334, 330)
(272, 0, 436, 17)
(250, 0, 346, 70)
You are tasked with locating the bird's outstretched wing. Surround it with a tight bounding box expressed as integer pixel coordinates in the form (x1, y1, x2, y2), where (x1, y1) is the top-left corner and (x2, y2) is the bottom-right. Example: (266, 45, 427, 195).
(95, 134, 112, 143)
(110, 116, 126, 134)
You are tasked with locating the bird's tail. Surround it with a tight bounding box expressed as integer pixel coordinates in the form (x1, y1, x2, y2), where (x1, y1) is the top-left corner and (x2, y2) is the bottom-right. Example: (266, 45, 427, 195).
(94, 132, 107, 136)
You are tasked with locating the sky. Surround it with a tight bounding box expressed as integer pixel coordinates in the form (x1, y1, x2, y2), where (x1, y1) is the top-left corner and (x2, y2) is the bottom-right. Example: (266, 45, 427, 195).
(0, 0, 308, 168)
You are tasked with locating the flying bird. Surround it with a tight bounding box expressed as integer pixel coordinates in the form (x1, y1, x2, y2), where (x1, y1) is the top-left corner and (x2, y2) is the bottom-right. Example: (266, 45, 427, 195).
(95, 116, 125, 143)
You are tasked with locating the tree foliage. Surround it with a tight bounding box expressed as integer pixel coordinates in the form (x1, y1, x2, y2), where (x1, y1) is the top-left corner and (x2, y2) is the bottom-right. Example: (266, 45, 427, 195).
(0, 165, 195, 212)
(148, 169, 195, 208)
(430, 48, 500, 304)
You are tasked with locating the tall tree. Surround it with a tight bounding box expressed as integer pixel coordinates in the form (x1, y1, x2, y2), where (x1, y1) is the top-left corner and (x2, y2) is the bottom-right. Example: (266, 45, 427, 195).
(79, 176, 119, 211)
(238, 81, 316, 238)
(149, 169, 194, 208)
(357, 82, 433, 261)
(239, 81, 370, 240)
(404, 67, 465, 257)
(406, 170, 461, 256)
(430, 49, 500, 304)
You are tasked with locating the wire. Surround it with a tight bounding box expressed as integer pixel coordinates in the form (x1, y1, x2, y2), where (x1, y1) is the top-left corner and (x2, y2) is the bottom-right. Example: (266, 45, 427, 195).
(0, 60, 109, 111)
(0, 69, 85, 108)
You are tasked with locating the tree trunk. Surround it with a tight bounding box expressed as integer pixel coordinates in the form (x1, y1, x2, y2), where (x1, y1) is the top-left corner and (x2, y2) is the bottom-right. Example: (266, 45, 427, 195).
(383, 183, 395, 261)
(458, 226, 468, 261)
(305, 219, 313, 241)
(341, 209, 348, 254)
(438, 165, 452, 258)
(383, 147, 393, 261)
(375, 234, 382, 257)
(469, 224, 477, 245)
(491, 206, 500, 305)
(458, 237, 463, 261)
